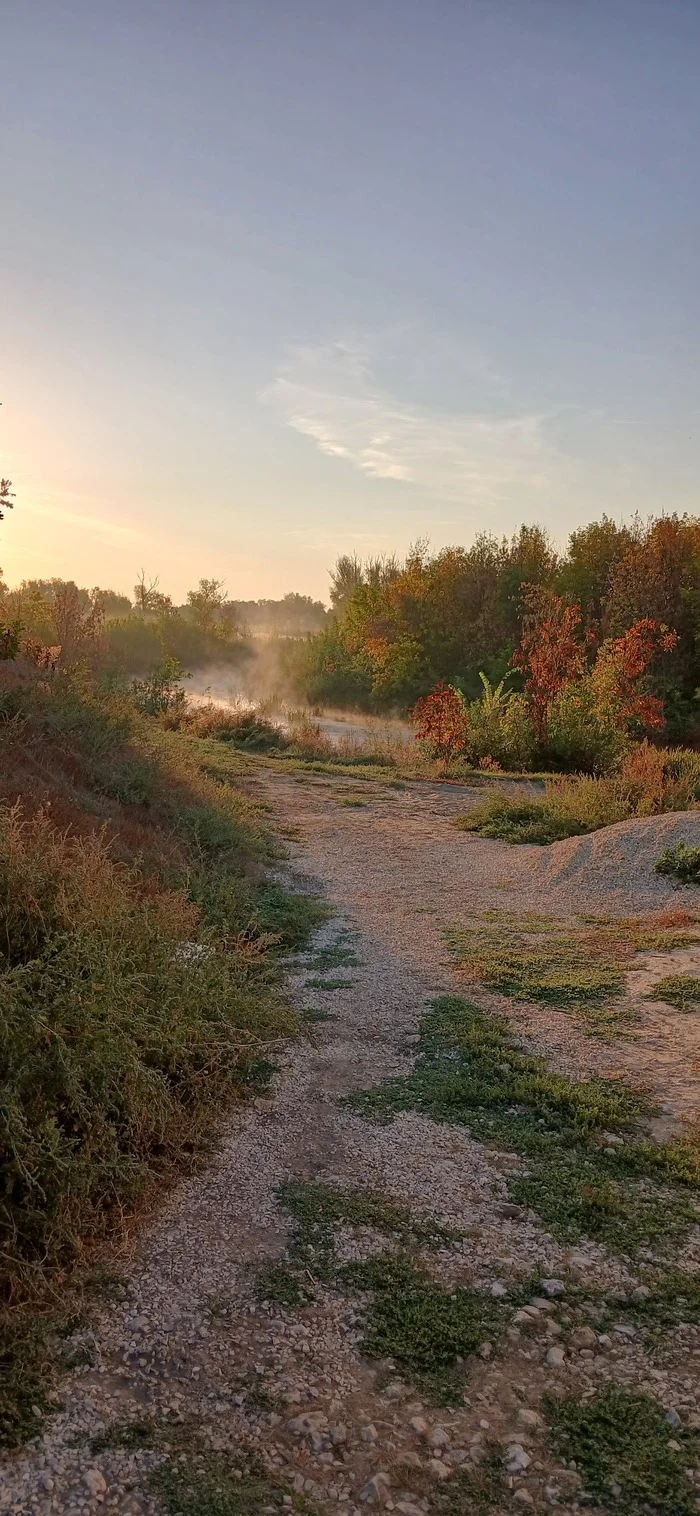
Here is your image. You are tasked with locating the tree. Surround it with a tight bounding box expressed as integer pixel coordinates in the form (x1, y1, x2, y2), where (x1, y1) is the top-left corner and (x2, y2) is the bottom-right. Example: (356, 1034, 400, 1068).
(591, 619, 678, 731)
(512, 587, 586, 743)
(186, 578, 238, 639)
(329, 554, 365, 614)
(133, 572, 172, 616)
(91, 587, 132, 618)
(0, 479, 14, 521)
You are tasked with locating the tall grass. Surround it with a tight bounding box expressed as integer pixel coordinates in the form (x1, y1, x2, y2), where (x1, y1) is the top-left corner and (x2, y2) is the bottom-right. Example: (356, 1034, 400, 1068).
(457, 743, 700, 844)
(0, 666, 325, 1443)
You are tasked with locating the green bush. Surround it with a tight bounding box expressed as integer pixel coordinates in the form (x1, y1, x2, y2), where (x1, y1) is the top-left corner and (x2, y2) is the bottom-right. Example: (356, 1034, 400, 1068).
(655, 841, 700, 884)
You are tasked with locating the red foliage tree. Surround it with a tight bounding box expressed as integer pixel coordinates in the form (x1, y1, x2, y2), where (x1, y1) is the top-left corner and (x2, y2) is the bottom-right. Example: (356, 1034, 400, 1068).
(592, 619, 678, 730)
(512, 587, 587, 742)
(408, 681, 470, 769)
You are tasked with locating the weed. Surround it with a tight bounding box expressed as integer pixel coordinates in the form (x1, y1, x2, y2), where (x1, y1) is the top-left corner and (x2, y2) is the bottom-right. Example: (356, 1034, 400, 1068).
(656, 842, 700, 884)
(646, 974, 700, 1011)
(255, 1262, 314, 1309)
(0, 1314, 55, 1448)
(445, 911, 700, 1023)
(547, 1384, 700, 1515)
(350, 997, 700, 1252)
(305, 937, 360, 971)
(339, 1253, 507, 1404)
(457, 795, 578, 845)
(279, 1180, 453, 1280)
(604, 1267, 700, 1330)
(153, 1451, 307, 1516)
(432, 1448, 507, 1515)
(90, 1418, 156, 1452)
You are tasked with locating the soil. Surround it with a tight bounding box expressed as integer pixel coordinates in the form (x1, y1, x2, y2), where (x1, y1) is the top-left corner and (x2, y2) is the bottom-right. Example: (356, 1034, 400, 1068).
(2, 772, 699, 1516)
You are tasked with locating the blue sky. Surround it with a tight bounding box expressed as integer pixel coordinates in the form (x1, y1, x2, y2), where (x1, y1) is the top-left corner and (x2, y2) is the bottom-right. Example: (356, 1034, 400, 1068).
(2, 0, 699, 601)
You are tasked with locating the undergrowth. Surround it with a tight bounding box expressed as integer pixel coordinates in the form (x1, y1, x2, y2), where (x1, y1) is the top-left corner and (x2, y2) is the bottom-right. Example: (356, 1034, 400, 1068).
(0, 666, 325, 1446)
(350, 997, 700, 1252)
(547, 1384, 700, 1516)
(656, 841, 700, 884)
(647, 974, 700, 1011)
(445, 909, 700, 1026)
(457, 745, 700, 844)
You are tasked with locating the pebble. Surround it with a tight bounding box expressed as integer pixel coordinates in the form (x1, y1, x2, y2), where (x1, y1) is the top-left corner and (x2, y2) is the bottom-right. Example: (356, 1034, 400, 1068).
(361, 1474, 391, 1505)
(546, 1346, 566, 1368)
(505, 1444, 531, 1474)
(540, 1280, 565, 1298)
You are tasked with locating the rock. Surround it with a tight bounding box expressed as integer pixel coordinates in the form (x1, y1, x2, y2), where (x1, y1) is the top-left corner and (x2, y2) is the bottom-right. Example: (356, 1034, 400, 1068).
(612, 1323, 636, 1339)
(84, 1468, 107, 1498)
(287, 1411, 328, 1436)
(499, 1203, 524, 1219)
(490, 1281, 509, 1299)
(409, 1416, 429, 1438)
(505, 1443, 531, 1474)
(427, 1459, 452, 1480)
(394, 1505, 424, 1516)
(478, 1341, 493, 1359)
(513, 1491, 534, 1506)
(571, 1327, 597, 1350)
(665, 1409, 682, 1428)
(428, 1427, 450, 1450)
(361, 1474, 391, 1505)
(396, 1451, 422, 1470)
(631, 1286, 650, 1302)
(603, 1132, 624, 1146)
(546, 1346, 566, 1368)
(360, 1424, 378, 1443)
(541, 1279, 565, 1298)
(513, 1310, 537, 1328)
(516, 1408, 542, 1431)
(330, 1424, 348, 1445)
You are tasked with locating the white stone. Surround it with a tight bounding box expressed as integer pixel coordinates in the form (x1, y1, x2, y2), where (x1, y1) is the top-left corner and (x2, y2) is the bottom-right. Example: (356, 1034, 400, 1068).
(546, 1346, 566, 1368)
(84, 1468, 107, 1498)
(505, 1443, 531, 1474)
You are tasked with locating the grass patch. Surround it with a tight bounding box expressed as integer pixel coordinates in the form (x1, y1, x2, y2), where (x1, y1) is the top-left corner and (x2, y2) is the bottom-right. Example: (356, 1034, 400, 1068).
(305, 936, 360, 971)
(255, 1262, 314, 1309)
(445, 910, 700, 1024)
(603, 1268, 700, 1331)
(279, 1180, 453, 1280)
(547, 1384, 700, 1515)
(90, 1418, 157, 1452)
(457, 747, 700, 846)
(656, 842, 700, 885)
(431, 1450, 507, 1516)
(350, 997, 700, 1252)
(339, 1253, 508, 1404)
(646, 974, 700, 1011)
(153, 1451, 317, 1516)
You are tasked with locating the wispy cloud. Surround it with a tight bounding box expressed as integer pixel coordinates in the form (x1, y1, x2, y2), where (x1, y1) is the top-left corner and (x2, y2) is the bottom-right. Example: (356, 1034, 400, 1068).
(22, 493, 146, 545)
(262, 342, 564, 509)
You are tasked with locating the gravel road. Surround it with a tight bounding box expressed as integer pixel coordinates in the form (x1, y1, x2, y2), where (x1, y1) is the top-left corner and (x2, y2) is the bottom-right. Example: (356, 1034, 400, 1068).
(2, 772, 699, 1515)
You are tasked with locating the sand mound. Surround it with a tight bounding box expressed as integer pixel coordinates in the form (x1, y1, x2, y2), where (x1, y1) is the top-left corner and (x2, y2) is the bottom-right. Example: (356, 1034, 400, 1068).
(524, 809, 700, 914)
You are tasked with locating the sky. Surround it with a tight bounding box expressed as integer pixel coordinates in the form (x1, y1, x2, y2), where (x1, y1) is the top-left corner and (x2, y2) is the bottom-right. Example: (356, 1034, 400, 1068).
(2, 0, 699, 604)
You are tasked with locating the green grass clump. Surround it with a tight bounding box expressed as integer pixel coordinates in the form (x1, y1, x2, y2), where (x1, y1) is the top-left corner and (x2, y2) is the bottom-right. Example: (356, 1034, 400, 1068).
(153, 1452, 311, 1516)
(655, 842, 700, 884)
(646, 974, 700, 1011)
(255, 1262, 314, 1309)
(279, 1180, 452, 1280)
(350, 997, 700, 1252)
(547, 1385, 700, 1515)
(604, 1268, 700, 1330)
(90, 1419, 156, 1453)
(446, 920, 624, 1013)
(305, 936, 360, 971)
(457, 795, 581, 845)
(444, 911, 700, 1024)
(339, 1253, 506, 1404)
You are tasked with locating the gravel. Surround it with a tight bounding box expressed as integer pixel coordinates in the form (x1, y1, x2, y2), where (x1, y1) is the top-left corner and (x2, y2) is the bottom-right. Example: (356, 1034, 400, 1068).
(2, 772, 699, 1515)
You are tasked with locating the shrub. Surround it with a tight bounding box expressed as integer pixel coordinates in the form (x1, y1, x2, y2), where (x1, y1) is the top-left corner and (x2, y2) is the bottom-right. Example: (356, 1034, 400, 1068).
(408, 682, 471, 769)
(655, 841, 700, 884)
(459, 743, 700, 844)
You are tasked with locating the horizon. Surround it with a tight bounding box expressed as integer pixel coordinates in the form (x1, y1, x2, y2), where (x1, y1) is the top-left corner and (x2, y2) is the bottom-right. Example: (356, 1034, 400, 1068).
(3, 1, 700, 600)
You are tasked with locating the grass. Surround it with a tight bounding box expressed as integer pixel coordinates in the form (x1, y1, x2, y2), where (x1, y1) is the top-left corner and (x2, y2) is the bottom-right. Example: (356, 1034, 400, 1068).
(602, 1267, 700, 1331)
(304, 935, 361, 971)
(277, 1180, 523, 1402)
(0, 666, 326, 1447)
(656, 841, 700, 884)
(338, 1252, 509, 1404)
(456, 744, 700, 845)
(350, 996, 700, 1252)
(255, 1261, 314, 1308)
(647, 974, 700, 1011)
(444, 909, 700, 1026)
(547, 1385, 700, 1516)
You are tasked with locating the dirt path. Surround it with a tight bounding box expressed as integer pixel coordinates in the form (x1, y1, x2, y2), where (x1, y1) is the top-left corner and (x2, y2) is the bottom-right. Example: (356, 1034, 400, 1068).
(2, 773, 700, 1516)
